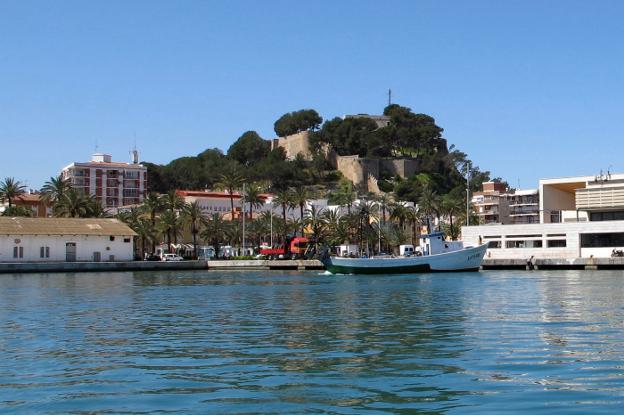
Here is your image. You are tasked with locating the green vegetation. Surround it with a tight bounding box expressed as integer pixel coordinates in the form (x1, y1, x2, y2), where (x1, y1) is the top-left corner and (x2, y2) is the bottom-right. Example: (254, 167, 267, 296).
(1, 103, 491, 255)
(273, 109, 322, 137)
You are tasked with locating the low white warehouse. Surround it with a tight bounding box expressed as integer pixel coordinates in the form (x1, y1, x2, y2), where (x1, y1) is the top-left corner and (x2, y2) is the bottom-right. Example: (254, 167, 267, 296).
(0, 217, 136, 262)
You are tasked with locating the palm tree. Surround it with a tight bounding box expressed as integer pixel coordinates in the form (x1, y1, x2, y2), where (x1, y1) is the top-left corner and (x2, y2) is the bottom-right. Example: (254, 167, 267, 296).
(243, 183, 264, 221)
(441, 194, 465, 240)
(157, 210, 179, 254)
(321, 209, 346, 247)
(54, 189, 92, 218)
(390, 202, 410, 230)
(0, 177, 27, 208)
(143, 192, 164, 253)
(162, 190, 184, 213)
(304, 205, 326, 253)
(133, 218, 155, 259)
(216, 162, 244, 219)
(273, 189, 294, 246)
(419, 185, 440, 232)
(40, 174, 71, 206)
(87, 198, 110, 218)
(201, 213, 228, 258)
(337, 180, 356, 214)
(293, 187, 312, 235)
(182, 201, 203, 259)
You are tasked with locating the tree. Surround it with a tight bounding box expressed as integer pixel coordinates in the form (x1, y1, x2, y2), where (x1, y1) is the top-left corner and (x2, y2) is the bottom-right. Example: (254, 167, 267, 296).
(315, 116, 379, 157)
(54, 189, 95, 218)
(157, 210, 179, 254)
(2, 205, 33, 217)
(243, 183, 264, 221)
(143, 192, 164, 253)
(441, 191, 465, 240)
(133, 218, 155, 259)
(418, 185, 441, 232)
(182, 201, 203, 259)
(40, 175, 71, 205)
(0, 177, 27, 208)
(321, 209, 347, 248)
(274, 109, 322, 137)
(201, 214, 228, 258)
(304, 205, 326, 252)
(292, 187, 312, 235)
(273, 189, 294, 246)
(216, 162, 244, 219)
(227, 131, 270, 166)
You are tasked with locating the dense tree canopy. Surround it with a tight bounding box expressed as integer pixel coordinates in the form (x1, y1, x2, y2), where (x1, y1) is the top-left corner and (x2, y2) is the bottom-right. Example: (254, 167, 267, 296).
(227, 131, 270, 166)
(143, 103, 492, 214)
(273, 109, 323, 137)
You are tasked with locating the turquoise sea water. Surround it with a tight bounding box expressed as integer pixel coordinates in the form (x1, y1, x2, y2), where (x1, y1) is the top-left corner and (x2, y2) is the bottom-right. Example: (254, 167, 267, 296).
(1, 270, 624, 414)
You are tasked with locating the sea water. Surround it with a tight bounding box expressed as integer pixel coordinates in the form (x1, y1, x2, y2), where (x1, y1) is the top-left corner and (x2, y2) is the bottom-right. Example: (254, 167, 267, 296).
(1, 269, 624, 414)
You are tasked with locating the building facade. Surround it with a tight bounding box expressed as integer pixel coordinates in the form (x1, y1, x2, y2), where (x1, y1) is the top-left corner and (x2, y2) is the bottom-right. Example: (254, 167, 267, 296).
(0, 193, 52, 217)
(464, 173, 624, 259)
(0, 217, 136, 262)
(61, 152, 147, 208)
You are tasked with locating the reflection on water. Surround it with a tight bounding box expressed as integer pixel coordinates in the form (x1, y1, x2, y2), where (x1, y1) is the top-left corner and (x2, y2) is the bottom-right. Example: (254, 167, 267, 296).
(1, 270, 624, 413)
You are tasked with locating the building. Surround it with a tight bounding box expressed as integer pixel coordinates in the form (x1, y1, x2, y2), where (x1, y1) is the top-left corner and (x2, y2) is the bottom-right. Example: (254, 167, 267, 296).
(344, 114, 392, 128)
(61, 151, 147, 209)
(506, 189, 539, 224)
(0, 217, 136, 262)
(463, 172, 624, 259)
(0, 192, 52, 217)
(539, 172, 624, 223)
(471, 182, 539, 225)
(471, 181, 510, 224)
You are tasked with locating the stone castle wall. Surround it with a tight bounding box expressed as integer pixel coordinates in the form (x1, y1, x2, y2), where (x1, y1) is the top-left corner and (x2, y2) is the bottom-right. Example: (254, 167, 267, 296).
(329, 154, 419, 193)
(270, 131, 312, 160)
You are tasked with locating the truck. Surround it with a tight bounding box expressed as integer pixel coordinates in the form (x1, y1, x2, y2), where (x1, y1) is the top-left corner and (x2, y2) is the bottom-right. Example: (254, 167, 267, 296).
(259, 237, 309, 259)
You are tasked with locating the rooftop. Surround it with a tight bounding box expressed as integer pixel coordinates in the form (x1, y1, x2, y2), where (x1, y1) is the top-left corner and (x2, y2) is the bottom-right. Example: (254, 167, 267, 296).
(0, 217, 137, 236)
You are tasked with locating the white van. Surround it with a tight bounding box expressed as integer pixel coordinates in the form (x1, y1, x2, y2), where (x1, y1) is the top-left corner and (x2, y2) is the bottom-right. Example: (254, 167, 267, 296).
(399, 244, 415, 257)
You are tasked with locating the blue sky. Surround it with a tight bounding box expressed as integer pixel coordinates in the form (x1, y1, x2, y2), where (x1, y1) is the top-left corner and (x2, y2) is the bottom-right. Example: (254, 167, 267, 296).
(2, 0, 624, 190)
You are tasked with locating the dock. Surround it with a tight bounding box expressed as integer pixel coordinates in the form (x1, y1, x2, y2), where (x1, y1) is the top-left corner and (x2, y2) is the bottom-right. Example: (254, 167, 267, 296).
(482, 257, 624, 270)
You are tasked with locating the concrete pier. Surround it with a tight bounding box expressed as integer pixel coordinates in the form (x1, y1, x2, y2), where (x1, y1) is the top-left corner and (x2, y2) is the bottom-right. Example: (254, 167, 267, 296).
(0, 259, 325, 274)
(482, 257, 624, 271)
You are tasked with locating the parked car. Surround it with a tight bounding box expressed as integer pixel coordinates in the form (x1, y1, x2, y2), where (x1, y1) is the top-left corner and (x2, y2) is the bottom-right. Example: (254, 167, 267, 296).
(161, 253, 183, 261)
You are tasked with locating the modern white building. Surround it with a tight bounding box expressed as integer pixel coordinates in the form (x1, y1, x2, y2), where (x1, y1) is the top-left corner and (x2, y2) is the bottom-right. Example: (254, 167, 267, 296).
(0, 217, 136, 262)
(463, 173, 624, 259)
(61, 151, 147, 209)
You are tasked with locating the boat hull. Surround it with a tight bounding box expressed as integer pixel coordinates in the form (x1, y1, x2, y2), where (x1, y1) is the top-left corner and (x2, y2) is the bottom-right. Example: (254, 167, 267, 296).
(323, 244, 488, 275)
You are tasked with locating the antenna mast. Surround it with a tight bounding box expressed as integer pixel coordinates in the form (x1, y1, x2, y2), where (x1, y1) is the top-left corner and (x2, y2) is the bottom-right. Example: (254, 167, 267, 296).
(388, 89, 392, 107)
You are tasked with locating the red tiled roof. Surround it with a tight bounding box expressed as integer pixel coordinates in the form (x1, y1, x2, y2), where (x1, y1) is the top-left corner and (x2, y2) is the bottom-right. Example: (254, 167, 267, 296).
(176, 190, 273, 200)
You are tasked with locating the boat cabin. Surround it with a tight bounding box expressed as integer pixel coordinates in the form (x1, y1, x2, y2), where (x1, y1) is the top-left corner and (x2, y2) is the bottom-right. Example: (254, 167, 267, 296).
(419, 232, 464, 256)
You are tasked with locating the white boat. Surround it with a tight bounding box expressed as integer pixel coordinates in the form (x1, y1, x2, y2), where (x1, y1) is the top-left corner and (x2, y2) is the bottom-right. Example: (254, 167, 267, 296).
(321, 232, 488, 274)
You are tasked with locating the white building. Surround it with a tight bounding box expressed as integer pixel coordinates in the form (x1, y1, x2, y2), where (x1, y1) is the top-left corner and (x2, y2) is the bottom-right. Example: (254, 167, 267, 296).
(61, 152, 147, 209)
(463, 173, 624, 259)
(0, 217, 136, 262)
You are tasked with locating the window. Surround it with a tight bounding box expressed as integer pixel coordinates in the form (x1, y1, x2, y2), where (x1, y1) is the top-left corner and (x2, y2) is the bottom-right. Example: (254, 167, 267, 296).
(550, 211, 561, 223)
(488, 241, 502, 249)
(589, 211, 624, 221)
(109, 236, 115, 241)
(14, 246, 23, 258)
(547, 240, 567, 248)
(506, 240, 543, 248)
(581, 233, 624, 248)
(40, 247, 51, 258)
(45, 247, 50, 258)
(123, 237, 131, 243)
(13, 246, 18, 258)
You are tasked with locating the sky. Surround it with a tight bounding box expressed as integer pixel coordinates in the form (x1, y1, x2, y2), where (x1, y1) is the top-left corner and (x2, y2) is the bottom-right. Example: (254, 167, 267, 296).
(2, 0, 624, 190)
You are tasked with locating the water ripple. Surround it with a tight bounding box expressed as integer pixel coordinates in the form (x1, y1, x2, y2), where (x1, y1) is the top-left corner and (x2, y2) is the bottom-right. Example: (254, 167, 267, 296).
(1, 270, 624, 413)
